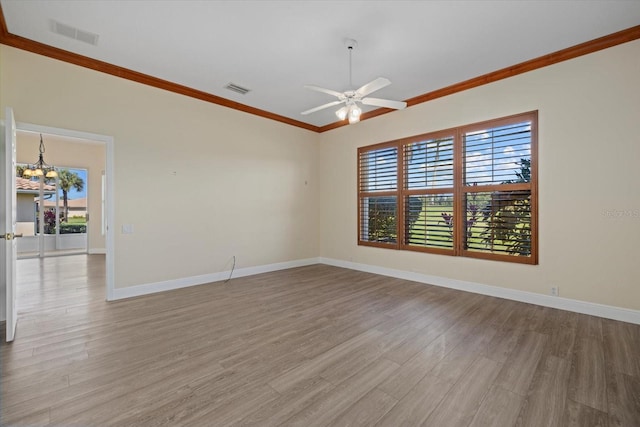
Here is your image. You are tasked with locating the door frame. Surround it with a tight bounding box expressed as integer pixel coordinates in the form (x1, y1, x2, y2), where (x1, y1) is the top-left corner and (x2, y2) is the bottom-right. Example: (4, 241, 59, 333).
(2, 107, 18, 340)
(16, 122, 115, 300)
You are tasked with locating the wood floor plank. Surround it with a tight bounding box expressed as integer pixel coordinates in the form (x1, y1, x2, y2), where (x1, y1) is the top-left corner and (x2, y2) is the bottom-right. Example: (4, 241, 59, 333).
(236, 377, 335, 427)
(374, 373, 453, 427)
(422, 356, 503, 427)
(494, 331, 548, 396)
(1, 372, 69, 409)
(2, 256, 640, 426)
(563, 399, 610, 427)
(173, 383, 282, 427)
(539, 308, 578, 359)
(0, 407, 50, 427)
(607, 372, 640, 427)
(109, 353, 295, 427)
(376, 328, 466, 400)
(515, 355, 571, 427)
(569, 337, 608, 413)
(603, 319, 640, 377)
(504, 303, 547, 332)
(485, 326, 523, 364)
(46, 353, 226, 425)
(330, 388, 398, 427)
(317, 332, 404, 385)
(268, 329, 384, 393)
(428, 324, 497, 383)
(279, 358, 399, 427)
(380, 316, 451, 364)
(468, 385, 524, 427)
(576, 313, 604, 341)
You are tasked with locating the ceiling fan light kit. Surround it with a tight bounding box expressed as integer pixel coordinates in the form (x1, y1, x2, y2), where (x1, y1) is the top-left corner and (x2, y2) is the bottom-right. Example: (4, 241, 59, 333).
(301, 39, 406, 125)
(347, 104, 362, 124)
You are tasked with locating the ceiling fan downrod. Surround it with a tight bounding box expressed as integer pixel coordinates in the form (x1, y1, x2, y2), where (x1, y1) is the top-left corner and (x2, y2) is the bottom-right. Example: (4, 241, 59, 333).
(345, 38, 358, 90)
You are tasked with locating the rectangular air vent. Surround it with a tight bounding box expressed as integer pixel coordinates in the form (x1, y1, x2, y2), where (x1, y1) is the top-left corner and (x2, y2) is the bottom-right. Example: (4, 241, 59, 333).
(51, 20, 99, 46)
(224, 83, 251, 95)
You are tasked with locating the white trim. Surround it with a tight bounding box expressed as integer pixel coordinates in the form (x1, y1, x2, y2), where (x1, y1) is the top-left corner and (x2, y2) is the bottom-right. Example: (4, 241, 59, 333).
(110, 257, 320, 300)
(88, 248, 106, 255)
(15, 122, 115, 302)
(107, 253, 640, 325)
(318, 257, 640, 325)
(16, 123, 112, 144)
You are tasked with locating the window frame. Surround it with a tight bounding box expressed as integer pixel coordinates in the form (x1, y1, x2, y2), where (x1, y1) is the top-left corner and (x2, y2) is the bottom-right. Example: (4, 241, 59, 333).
(357, 111, 538, 264)
(357, 140, 401, 250)
(399, 129, 457, 256)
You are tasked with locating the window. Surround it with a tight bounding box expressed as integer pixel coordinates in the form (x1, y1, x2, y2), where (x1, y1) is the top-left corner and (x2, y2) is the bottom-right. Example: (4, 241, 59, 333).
(358, 144, 398, 244)
(358, 111, 537, 264)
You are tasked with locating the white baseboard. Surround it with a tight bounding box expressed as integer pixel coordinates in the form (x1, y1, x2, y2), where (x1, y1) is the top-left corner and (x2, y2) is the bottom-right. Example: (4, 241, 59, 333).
(88, 248, 106, 255)
(110, 257, 320, 301)
(108, 255, 639, 325)
(319, 257, 640, 325)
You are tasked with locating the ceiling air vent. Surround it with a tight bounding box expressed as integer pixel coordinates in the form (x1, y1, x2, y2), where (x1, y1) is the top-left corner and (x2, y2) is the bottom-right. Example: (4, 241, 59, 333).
(51, 20, 99, 46)
(224, 83, 251, 95)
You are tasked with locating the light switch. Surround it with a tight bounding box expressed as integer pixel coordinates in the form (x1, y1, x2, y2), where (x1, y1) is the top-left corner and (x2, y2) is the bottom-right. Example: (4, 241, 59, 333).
(122, 224, 134, 234)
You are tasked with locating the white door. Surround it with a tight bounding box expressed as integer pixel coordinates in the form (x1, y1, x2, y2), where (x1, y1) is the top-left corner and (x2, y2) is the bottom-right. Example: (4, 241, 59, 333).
(1, 107, 18, 342)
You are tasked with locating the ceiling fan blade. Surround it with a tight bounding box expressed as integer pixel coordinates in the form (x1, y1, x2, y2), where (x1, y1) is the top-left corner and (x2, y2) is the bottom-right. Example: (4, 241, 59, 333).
(301, 100, 343, 115)
(304, 85, 344, 98)
(361, 97, 407, 110)
(355, 77, 391, 97)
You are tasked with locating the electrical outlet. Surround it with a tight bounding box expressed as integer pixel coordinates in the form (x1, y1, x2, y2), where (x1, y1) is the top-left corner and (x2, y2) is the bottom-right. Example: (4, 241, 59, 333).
(550, 286, 559, 296)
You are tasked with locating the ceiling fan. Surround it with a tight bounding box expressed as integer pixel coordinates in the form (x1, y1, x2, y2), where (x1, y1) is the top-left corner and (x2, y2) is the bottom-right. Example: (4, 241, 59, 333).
(301, 39, 407, 124)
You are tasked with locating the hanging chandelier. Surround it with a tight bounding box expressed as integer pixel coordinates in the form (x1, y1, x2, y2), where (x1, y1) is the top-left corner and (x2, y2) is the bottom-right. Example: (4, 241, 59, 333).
(22, 134, 58, 178)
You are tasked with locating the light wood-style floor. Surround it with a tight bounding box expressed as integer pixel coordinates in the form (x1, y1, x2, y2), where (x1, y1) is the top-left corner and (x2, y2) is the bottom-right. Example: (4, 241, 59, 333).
(1, 255, 639, 426)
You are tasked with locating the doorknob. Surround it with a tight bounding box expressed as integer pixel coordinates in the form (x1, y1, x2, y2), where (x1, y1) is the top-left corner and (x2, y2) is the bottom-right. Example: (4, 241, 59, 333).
(1, 233, 23, 240)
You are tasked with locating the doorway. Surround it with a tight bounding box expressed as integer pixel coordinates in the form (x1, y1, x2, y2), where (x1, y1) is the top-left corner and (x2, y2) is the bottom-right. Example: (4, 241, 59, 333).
(14, 122, 114, 302)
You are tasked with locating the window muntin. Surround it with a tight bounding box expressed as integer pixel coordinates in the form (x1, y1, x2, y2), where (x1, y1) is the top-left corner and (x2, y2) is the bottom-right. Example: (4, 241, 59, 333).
(357, 111, 537, 264)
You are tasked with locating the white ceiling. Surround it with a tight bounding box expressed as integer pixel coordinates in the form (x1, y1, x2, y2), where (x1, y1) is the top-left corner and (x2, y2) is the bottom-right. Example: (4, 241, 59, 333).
(2, 0, 640, 128)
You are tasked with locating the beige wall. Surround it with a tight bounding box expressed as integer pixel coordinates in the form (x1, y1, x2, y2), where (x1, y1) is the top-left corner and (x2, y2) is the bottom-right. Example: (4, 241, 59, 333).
(1, 45, 319, 288)
(16, 193, 35, 224)
(2, 39, 639, 312)
(318, 39, 640, 311)
(17, 133, 105, 251)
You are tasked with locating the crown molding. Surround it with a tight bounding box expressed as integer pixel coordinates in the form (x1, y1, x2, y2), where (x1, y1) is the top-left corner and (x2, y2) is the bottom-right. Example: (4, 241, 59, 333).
(1, 4, 638, 134)
(0, 3, 320, 133)
(319, 24, 640, 133)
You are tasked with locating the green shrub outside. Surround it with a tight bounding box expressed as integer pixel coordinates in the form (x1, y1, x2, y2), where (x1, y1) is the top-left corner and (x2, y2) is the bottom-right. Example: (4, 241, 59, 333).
(60, 223, 87, 234)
